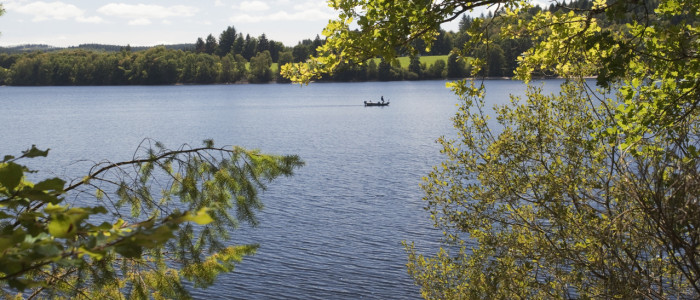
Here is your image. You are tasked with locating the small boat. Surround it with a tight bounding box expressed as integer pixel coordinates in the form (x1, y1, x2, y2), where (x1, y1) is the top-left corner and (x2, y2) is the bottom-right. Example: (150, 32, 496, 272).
(364, 100, 390, 107)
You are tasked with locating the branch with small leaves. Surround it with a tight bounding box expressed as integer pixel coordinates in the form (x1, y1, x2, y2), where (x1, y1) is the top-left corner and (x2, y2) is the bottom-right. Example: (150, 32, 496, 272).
(0, 140, 303, 298)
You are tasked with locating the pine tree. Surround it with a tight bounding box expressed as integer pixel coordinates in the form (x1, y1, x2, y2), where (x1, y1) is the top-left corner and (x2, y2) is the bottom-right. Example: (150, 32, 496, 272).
(204, 34, 218, 55)
(218, 26, 237, 56)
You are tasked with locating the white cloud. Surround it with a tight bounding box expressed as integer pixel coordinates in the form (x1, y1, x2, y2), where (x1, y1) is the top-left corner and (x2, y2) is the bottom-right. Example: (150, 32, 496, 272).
(230, 0, 335, 23)
(128, 18, 151, 26)
(230, 14, 263, 23)
(231, 8, 334, 23)
(2, 0, 29, 10)
(9, 1, 103, 23)
(97, 3, 198, 25)
(292, 0, 331, 11)
(76, 16, 103, 23)
(237, 1, 270, 12)
(273, 9, 335, 21)
(214, 0, 225, 7)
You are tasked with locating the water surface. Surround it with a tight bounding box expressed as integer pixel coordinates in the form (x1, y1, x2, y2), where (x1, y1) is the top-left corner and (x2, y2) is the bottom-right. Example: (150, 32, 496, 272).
(0, 79, 562, 299)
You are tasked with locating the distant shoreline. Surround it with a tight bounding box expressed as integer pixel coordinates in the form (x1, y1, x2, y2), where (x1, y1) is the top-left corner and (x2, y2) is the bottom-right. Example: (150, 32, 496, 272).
(0, 76, 598, 87)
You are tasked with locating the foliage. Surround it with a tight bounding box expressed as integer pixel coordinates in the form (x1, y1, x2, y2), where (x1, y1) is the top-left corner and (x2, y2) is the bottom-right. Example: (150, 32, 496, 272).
(1, 12, 538, 85)
(204, 34, 218, 55)
(248, 50, 273, 83)
(0, 141, 303, 298)
(285, 0, 700, 298)
(276, 51, 294, 83)
(2, 19, 469, 85)
(2, 47, 242, 85)
(407, 56, 423, 80)
(446, 52, 468, 78)
(217, 26, 237, 57)
(0, 24, 312, 86)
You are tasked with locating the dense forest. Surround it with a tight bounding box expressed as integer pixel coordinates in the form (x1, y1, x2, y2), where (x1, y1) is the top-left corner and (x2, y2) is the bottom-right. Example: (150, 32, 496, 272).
(0, 1, 592, 85)
(0, 26, 473, 85)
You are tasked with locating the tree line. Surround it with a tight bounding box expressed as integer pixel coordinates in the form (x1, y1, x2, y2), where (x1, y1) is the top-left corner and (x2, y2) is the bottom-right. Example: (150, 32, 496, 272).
(0, 22, 466, 85)
(0, 1, 595, 86)
(0, 25, 324, 85)
(0, 46, 277, 85)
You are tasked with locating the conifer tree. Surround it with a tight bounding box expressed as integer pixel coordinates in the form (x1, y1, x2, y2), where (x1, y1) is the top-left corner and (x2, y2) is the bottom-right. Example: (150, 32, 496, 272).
(218, 26, 237, 56)
(195, 37, 205, 53)
(204, 34, 218, 55)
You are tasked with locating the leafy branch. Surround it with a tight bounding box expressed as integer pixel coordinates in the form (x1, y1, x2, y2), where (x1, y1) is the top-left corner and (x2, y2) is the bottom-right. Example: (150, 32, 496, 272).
(0, 140, 303, 298)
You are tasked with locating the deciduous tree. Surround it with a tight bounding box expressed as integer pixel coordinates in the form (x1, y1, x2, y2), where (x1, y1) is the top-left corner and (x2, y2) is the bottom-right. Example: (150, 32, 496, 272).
(283, 0, 700, 298)
(407, 56, 423, 80)
(446, 52, 467, 78)
(276, 51, 294, 83)
(248, 50, 273, 83)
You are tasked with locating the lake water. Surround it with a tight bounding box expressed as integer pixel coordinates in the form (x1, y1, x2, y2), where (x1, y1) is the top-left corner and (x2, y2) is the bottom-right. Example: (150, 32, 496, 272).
(0, 80, 563, 299)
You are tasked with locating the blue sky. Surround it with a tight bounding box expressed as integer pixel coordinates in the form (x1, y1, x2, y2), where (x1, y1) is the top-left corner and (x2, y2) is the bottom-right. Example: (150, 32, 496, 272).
(0, 0, 349, 47)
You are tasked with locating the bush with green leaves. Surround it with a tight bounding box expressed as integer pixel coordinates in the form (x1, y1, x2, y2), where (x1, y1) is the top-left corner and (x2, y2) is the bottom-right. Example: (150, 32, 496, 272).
(0, 141, 303, 298)
(283, 0, 699, 298)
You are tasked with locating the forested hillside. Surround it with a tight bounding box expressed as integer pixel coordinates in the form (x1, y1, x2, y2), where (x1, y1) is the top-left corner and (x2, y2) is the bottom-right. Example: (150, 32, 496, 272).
(0, 1, 589, 85)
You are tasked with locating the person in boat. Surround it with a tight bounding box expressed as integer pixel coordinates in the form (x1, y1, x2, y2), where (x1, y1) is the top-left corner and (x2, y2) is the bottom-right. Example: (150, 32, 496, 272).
(381, 96, 385, 103)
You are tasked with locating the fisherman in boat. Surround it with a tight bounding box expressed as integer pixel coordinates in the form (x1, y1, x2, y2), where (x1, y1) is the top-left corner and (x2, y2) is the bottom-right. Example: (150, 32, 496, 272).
(381, 96, 385, 103)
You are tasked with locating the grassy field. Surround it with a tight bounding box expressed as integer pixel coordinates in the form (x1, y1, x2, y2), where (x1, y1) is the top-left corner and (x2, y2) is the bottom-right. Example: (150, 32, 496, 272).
(401, 55, 450, 67)
(369, 55, 450, 68)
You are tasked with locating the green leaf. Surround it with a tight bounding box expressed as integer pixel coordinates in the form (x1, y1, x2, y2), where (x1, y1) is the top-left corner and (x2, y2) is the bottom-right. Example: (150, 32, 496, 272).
(20, 190, 61, 204)
(48, 215, 77, 238)
(34, 178, 65, 192)
(44, 203, 66, 214)
(8, 278, 33, 291)
(92, 206, 108, 214)
(183, 208, 214, 225)
(115, 243, 143, 258)
(35, 243, 61, 257)
(0, 162, 23, 191)
(21, 145, 49, 158)
(78, 246, 105, 260)
(0, 237, 15, 253)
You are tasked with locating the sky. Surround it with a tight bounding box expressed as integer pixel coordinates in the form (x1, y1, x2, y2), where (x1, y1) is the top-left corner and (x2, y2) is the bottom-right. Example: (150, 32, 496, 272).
(0, 0, 355, 47)
(0, 0, 486, 47)
(0, 0, 469, 48)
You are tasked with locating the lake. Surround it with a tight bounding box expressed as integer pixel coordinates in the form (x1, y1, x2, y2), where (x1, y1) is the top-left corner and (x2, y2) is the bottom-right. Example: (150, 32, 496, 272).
(0, 79, 563, 299)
